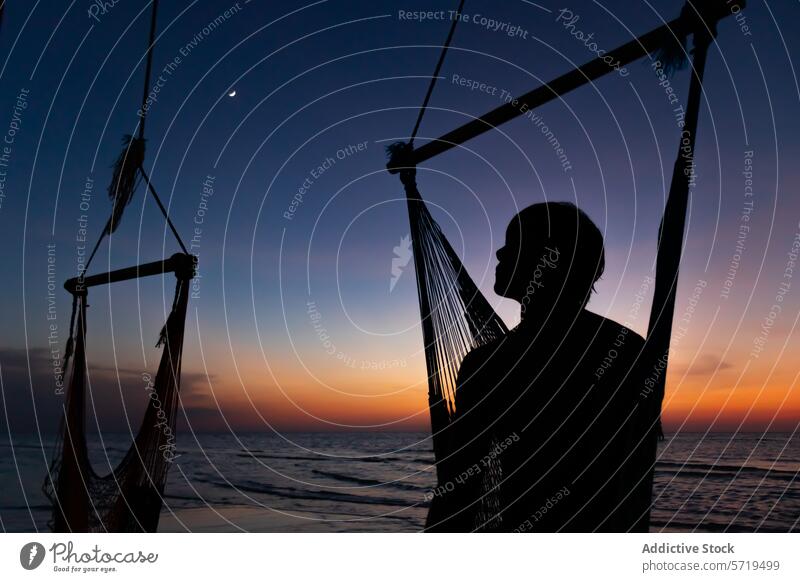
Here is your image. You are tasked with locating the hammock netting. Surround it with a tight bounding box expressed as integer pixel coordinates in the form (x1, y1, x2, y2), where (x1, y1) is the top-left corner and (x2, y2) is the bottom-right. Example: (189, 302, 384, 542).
(401, 171, 507, 428)
(43, 273, 190, 532)
(390, 157, 507, 529)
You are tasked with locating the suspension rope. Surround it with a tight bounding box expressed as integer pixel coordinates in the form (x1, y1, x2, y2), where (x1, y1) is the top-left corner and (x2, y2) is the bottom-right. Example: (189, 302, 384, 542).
(139, 167, 189, 255)
(84, 0, 186, 273)
(408, 0, 466, 147)
(138, 0, 160, 141)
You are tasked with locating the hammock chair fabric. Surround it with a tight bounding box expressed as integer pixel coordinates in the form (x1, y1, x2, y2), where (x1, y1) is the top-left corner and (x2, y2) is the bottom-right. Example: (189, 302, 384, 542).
(44, 256, 192, 532)
(394, 154, 507, 468)
(389, 0, 740, 531)
(386, 154, 506, 530)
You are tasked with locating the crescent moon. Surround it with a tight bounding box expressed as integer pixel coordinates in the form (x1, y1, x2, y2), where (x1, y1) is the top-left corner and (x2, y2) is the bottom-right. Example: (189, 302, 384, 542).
(228, 90, 236, 97)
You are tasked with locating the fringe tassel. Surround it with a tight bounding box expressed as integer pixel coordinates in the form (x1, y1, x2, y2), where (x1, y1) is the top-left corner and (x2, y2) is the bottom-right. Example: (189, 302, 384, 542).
(653, 4, 696, 77)
(156, 306, 176, 348)
(61, 295, 78, 381)
(105, 135, 146, 234)
(654, 30, 688, 77)
(156, 280, 182, 348)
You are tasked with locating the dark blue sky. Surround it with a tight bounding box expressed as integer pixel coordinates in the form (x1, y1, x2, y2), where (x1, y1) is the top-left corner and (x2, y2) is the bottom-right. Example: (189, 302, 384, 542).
(1, 1, 799, 433)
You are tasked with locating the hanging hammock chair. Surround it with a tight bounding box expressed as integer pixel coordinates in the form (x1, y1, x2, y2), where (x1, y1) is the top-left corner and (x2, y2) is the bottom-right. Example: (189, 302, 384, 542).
(387, 0, 744, 531)
(44, 0, 194, 532)
(44, 255, 193, 532)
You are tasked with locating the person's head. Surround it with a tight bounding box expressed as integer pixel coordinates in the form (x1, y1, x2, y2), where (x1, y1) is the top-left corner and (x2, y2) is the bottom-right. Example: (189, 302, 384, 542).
(494, 202, 605, 313)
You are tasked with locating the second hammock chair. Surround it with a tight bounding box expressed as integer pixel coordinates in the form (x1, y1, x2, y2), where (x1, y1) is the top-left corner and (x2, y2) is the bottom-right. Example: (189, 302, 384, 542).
(44, 254, 193, 532)
(44, 0, 194, 532)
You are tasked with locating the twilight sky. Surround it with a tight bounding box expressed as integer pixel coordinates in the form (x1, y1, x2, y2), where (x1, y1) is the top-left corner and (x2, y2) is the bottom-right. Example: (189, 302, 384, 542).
(1, 0, 798, 435)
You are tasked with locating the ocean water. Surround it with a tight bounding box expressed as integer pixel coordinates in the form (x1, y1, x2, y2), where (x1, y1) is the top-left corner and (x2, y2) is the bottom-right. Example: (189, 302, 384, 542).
(1, 432, 797, 532)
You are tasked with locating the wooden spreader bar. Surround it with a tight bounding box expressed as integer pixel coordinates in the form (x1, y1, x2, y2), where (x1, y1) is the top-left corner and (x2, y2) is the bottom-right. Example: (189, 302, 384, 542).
(387, 0, 744, 172)
(64, 253, 195, 294)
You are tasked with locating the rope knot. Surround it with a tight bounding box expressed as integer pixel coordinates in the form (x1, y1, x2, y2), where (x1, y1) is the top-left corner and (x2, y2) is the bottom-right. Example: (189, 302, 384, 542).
(386, 142, 417, 186)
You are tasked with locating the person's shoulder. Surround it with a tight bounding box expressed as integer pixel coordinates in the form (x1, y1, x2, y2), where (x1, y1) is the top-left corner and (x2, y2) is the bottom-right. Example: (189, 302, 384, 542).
(581, 310, 645, 347)
(459, 336, 506, 373)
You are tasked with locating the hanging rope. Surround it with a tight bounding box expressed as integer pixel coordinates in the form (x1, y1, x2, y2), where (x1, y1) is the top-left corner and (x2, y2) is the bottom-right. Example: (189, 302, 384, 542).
(137, 0, 159, 142)
(101, 0, 159, 242)
(140, 168, 189, 255)
(85, 0, 187, 271)
(408, 0, 466, 146)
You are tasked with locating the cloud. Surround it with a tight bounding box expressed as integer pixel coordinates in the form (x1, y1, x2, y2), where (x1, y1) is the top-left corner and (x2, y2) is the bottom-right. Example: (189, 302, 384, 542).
(671, 353, 734, 377)
(0, 346, 217, 434)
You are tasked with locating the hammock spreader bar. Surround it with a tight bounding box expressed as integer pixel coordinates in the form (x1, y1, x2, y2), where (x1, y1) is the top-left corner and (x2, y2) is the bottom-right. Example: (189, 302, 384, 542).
(64, 253, 193, 293)
(388, 0, 744, 173)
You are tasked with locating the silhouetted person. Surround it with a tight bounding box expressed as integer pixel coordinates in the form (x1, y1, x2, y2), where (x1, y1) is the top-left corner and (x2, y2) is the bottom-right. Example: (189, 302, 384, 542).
(427, 202, 652, 532)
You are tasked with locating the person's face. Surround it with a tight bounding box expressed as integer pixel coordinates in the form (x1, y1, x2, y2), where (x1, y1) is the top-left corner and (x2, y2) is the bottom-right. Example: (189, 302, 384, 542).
(494, 223, 525, 300)
(494, 219, 564, 307)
